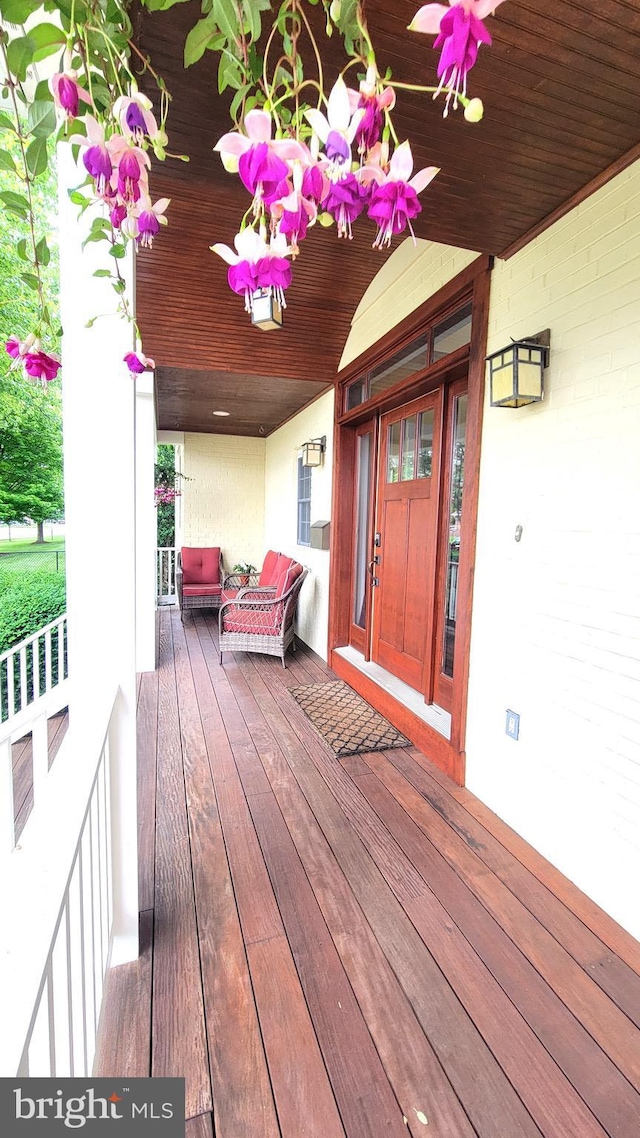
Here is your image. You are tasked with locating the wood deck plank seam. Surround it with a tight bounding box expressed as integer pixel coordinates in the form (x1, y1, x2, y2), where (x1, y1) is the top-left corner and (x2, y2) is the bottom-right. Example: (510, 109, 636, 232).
(216, 641, 481, 1138)
(382, 746, 640, 1025)
(226, 640, 546, 1138)
(190, 621, 417, 1138)
(172, 611, 283, 1138)
(350, 755, 640, 1138)
(362, 747, 640, 1093)
(185, 611, 342, 1137)
(240, 646, 640, 1137)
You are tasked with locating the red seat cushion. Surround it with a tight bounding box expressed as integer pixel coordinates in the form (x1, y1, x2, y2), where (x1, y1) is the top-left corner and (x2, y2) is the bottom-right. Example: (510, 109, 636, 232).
(221, 588, 240, 604)
(181, 547, 221, 585)
(223, 609, 279, 635)
(275, 560, 303, 598)
(182, 583, 222, 597)
(259, 549, 281, 587)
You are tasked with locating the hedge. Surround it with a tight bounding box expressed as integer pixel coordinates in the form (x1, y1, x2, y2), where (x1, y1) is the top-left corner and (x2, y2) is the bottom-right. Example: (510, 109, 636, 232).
(0, 572, 66, 655)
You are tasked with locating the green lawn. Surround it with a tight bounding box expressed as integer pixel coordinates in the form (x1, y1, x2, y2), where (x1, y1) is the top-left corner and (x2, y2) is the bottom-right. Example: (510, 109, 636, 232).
(0, 538, 65, 553)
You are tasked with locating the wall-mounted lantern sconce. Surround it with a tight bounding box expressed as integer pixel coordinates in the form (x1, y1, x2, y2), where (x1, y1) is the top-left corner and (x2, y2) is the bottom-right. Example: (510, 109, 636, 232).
(301, 436, 326, 468)
(486, 329, 550, 407)
(251, 290, 283, 331)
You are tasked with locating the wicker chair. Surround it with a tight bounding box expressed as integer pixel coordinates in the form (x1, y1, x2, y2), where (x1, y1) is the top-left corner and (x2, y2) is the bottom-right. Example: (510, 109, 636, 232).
(218, 565, 308, 668)
(221, 549, 281, 601)
(177, 546, 224, 620)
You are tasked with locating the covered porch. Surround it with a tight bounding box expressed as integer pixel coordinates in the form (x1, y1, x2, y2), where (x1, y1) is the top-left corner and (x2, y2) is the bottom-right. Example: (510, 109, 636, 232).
(95, 607, 640, 1137)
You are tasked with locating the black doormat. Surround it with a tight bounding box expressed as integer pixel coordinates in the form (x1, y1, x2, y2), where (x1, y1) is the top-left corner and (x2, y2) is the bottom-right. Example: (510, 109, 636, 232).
(289, 680, 410, 757)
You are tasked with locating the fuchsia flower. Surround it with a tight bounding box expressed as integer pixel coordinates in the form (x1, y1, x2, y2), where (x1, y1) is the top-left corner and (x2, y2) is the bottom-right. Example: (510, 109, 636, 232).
(6, 335, 26, 360)
(80, 117, 113, 196)
(124, 351, 155, 375)
(215, 111, 306, 211)
(270, 164, 318, 254)
(324, 174, 369, 240)
(124, 195, 170, 248)
(107, 136, 150, 204)
(409, 1, 506, 113)
(23, 349, 60, 383)
(49, 70, 92, 120)
(113, 93, 159, 145)
(211, 229, 293, 314)
(347, 66, 396, 154)
(305, 77, 365, 181)
(366, 141, 439, 248)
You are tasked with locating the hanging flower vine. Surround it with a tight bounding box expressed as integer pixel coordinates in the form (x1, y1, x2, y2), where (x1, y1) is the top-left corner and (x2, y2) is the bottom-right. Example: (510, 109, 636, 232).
(0, 0, 507, 371)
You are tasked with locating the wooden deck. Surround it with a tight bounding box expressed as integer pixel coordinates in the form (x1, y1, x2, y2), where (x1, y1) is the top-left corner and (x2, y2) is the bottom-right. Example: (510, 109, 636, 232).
(12, 708, 68, 841)
(95, 607, 640, 1138)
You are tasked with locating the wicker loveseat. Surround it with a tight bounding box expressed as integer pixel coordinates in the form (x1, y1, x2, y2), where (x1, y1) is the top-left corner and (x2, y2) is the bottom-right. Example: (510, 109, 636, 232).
(177, 546, 224, 620)
(218, 559, 308, 667)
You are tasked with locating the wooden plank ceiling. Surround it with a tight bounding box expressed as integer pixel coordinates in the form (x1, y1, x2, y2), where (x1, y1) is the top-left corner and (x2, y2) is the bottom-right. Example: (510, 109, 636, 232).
(135, 1, 640, 436)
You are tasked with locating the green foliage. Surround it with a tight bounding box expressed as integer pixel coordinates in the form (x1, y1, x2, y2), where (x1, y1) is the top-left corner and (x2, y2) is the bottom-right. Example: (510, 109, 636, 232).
(0, 571, 66, 653)
(156, 444, 176, 547)
(0, 368, 64, 527)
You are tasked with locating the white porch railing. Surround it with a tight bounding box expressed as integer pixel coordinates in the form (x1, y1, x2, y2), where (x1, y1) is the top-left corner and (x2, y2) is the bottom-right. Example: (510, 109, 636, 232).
(0, 685, 121, 1077)
(1, 614, 68, 724)
(157, 546, 177, 604)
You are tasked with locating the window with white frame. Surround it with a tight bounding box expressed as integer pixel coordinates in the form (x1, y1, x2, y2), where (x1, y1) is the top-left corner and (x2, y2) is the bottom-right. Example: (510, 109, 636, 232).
(297, 457, 312, 546)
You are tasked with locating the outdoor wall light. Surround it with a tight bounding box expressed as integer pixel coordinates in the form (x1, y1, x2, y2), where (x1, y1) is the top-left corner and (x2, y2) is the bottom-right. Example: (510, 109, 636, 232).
(301, 437, 326, 468)
(486, 329, 550, 407)
(251, 290, 283, 331)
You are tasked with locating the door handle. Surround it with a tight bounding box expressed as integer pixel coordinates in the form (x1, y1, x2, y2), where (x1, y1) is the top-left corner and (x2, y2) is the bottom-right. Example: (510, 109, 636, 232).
(368, 559, 380, 587)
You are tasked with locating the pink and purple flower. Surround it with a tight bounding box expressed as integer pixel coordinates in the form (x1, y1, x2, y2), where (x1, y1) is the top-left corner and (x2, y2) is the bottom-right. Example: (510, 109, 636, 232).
(409, 1, 506, 114)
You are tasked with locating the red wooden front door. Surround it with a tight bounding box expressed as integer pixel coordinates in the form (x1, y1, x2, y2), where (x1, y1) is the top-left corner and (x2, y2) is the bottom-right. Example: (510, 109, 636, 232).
(371, 392, 443, 692)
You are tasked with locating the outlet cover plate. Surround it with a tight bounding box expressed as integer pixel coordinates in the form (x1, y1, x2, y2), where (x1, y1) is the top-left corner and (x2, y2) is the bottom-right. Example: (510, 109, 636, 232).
(506, 710, 520, 740)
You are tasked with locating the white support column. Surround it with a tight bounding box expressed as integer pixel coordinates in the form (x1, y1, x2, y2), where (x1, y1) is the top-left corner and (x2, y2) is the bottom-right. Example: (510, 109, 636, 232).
(135, 370, 157, 672)
(57, 145, 138, 964)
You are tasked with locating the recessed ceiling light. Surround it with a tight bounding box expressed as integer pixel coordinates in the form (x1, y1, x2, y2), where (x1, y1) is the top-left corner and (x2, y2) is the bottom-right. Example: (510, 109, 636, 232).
(212, 410, 230, 416)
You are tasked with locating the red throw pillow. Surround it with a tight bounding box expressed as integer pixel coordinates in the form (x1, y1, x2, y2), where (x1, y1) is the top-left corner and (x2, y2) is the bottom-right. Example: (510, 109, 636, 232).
(258, 550, 281, 587)
(275, 561, 303, 598)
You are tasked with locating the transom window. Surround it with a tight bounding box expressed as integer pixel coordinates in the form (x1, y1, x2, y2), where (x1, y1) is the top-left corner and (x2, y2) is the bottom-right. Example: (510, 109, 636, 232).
(344, 301, 472, 413)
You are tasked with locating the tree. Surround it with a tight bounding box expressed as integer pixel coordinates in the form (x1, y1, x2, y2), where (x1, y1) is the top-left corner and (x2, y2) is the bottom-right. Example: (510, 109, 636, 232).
(0, 140, 63, 542)
(0, 369, 64, 541)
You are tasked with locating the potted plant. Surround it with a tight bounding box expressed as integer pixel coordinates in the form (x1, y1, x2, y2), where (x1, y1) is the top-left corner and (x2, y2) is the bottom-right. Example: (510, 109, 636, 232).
(233, 561, 256, 586)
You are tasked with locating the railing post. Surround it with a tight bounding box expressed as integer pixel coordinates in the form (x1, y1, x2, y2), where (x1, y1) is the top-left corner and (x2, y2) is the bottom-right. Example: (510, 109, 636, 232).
(107, 691, 138, 965)
(135, 370, 157, 673)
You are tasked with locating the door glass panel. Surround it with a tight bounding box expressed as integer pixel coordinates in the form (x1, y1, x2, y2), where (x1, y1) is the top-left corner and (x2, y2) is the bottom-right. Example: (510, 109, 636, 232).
(442, 394, 468, 677)
(353, 433, 371, 629)
(417, 410, 434, 478)
(386, 422, 400, 483)
(432, 303, 472, 361)
(401, 416, 416, 481)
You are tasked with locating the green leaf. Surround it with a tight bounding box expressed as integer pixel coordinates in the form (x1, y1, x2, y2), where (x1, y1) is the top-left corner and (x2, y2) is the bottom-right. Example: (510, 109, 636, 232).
(0, 189, 30, 217)
(0, 110, 16, 133)
(218, 52, 243, 94)
(229, 83, 252, 121)
(16, 237, 29, 261)
(109, 244, 127, 259)
(26, 136, 48, 177)
(35, 237, 50, 266)
(34, 79, 53, 102)
(93, 269, 112, 277)
(213, 0, 241, 43)
(28, 22, 66, 63)
(0, 0, 42, 24)
(6, 36, 36, 84)
(0, 148, 16, 173)
(20, 272, 39, 290)
(27, 100, 56, 139)
(184, 15, 218, 68)
(81, 231, 108, 249)
(68, 189, 88, 206)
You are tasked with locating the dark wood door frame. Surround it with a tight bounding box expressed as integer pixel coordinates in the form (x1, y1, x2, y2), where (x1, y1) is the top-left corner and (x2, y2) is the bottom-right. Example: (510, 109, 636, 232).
(328, 255, 492, 785)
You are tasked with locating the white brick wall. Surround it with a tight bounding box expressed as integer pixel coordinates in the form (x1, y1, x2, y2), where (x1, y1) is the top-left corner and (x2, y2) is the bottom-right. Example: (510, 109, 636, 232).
(466, 161, 640, 939)
(339, 238, 478, 370)
(264, 390, 335, 659)
(183, 433, 265, 573)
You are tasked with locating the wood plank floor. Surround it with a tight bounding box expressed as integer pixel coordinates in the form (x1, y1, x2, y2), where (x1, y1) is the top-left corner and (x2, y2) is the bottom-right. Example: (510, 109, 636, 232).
(95, 608, 640, 1137)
